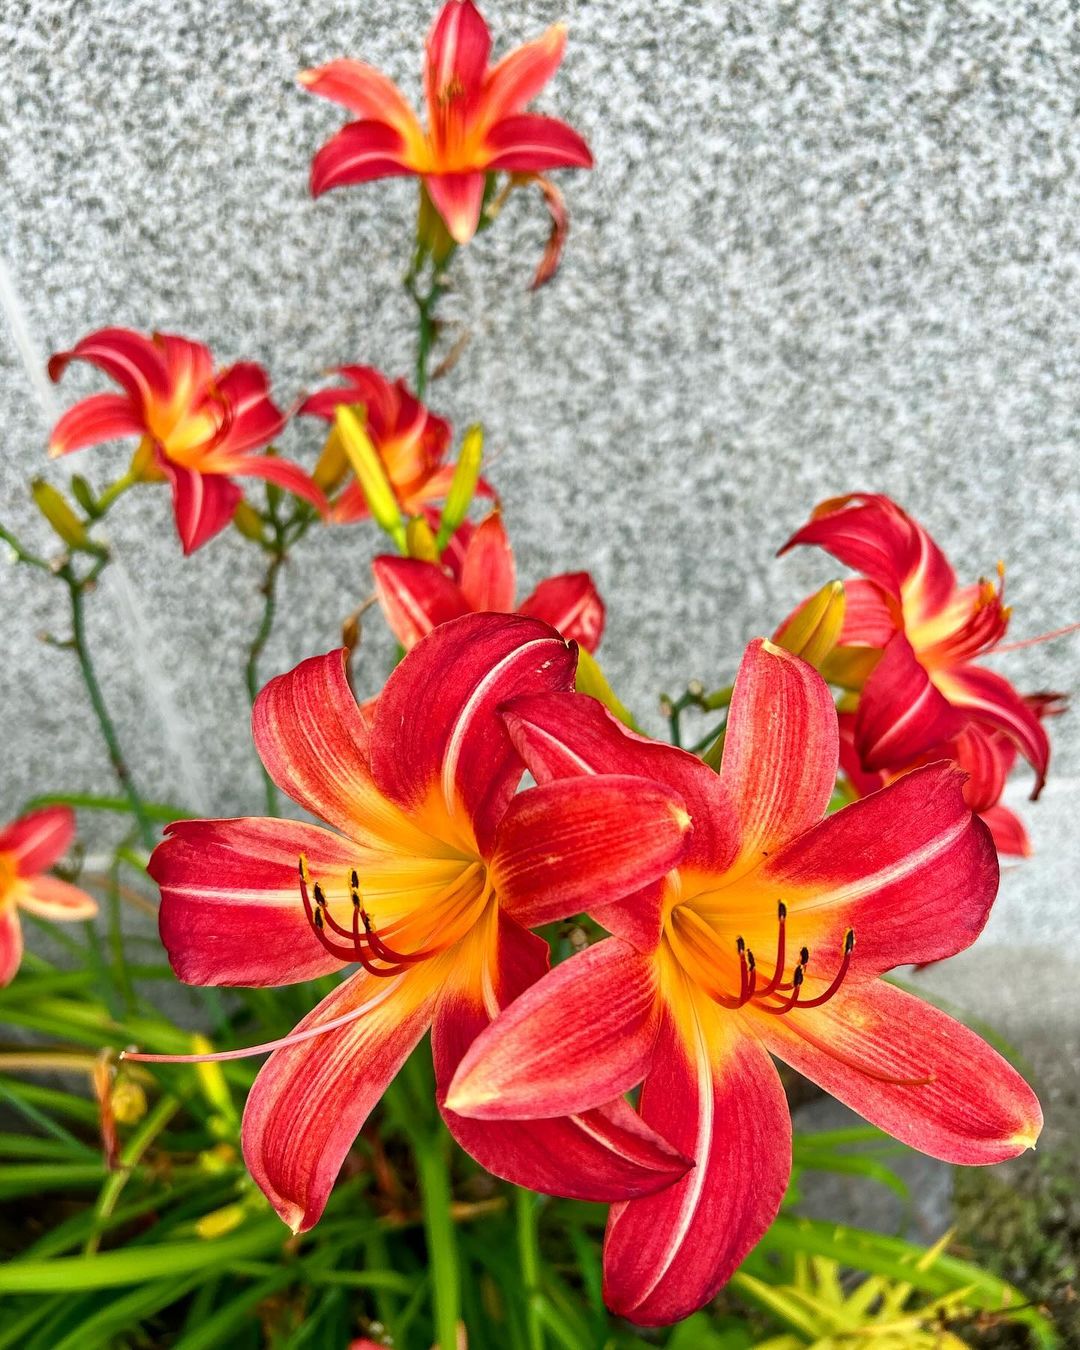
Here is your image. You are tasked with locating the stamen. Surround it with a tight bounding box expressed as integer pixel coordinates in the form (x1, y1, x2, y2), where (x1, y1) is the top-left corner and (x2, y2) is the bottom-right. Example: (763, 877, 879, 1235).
(754, 902, 787, 999)
(797, 929, 854, 1009)
(760, 964, 803, 1015)
(121, 978, 405, 1065)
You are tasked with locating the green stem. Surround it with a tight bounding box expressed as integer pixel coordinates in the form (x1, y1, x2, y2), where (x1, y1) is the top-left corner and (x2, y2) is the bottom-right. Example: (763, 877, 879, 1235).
(406, 248, 457, 400)
(64, 568, 156, 851)
(245, 547, 287, 817)
(413, 1129, 461, 1350)
(94, 469, 140, 517)
(84, 1092, 180, 1255)
(0, 521, 51, 571)
(516, 1187, 545, 1350)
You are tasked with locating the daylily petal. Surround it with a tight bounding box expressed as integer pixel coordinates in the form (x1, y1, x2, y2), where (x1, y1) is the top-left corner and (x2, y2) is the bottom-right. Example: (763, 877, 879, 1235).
(371, 556, 470, 649)
(299, 59, 425, 148)
(48, 327, 170, 408)
(369, 613, 576, 855)
(952, 720, 1014, 813)
(0, 806, 75, 875)
(502, 693, 738, 876)
(935, 664, 1050, 798)
(434, 914, 690, 1201)
(481, 24, 566, 125)
(19, 876, 98, 921)
(205, 452, 327, 515)
(47, 392, 143, 458)
(423, 172, 488, 244)
(603, 993, 790, 1326)
(837, 711, 888, 798)
(491, 775, 691, 930)
(518, 571, 605, 652)
(756, 980, 1042, 1164)
(242, 966, 437, 1231)
(483, 114, 594, 172)
(718, 639, 838, 867)
(310, 121, 418, 197)
(400, 466, 495, 514)
(425, 0, 491, 111)
(157, 455, 242, 554)
(836, 578, 899, 648)
(980, 803, 1031, 857)
(855, 633, 963, 770)
(525, 172, 569, 290)
(458, 510, 516, 613)
(252, 649, 430, 853)
(447, 937, 661, 1120)
(150, 817, 356, 985)
(213, 362, 287, 454)
(781, 493, 956, 620)
(754, 763, 998, 977)
(156, 333, 215, 401)
(0, 906, 23, 988)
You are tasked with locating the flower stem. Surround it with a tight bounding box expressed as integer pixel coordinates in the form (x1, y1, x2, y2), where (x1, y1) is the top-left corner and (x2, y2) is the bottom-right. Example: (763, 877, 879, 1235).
(516, 1187, 545, 1350)
(63, 566, 156, 852)
(245, 546, 286, 817)
(413, 1128, 461, 1350)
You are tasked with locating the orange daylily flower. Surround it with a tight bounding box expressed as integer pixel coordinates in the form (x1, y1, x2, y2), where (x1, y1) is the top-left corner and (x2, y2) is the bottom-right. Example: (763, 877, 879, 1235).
(300, 0, 592, 244)
(0, 807, 96, 986)
(49, 328, 326, 554)
(780, 493, 1050, 796)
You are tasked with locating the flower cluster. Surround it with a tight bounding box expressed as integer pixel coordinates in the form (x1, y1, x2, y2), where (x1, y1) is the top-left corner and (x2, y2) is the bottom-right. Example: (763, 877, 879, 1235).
(781, 493, 1063, 856)
(5, 0, 1068, 1337)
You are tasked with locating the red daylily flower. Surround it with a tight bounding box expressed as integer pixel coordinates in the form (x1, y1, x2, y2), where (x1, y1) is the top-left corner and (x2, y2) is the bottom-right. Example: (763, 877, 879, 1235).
(373, 508, 605, 652)
(144, 614, 693, 1232)
(0, 808, 96, 986)
(49, 328, 326, 554)
(298, 364, 487, 523)
(300, 0, 593, 244)
(447, 639, 1041, 1325)
(780, 493, 1050, 797)
(839, 691, 1062, 858)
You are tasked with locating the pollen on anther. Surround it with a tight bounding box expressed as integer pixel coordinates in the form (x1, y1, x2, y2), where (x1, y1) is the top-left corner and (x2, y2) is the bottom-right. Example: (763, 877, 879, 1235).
(799, 946, 809, 966)
(736, 936, 746, 954)
(845, 928, 855, 953)
(777, 901, 787, 921)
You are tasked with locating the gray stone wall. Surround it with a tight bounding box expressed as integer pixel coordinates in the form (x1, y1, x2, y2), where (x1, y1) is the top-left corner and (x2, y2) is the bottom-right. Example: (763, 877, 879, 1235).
(2, 2, 1077, 1032)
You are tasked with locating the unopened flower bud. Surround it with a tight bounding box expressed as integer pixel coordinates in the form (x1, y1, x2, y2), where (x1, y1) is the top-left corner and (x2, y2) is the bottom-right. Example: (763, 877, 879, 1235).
(406, 516, 440, 563)
(335, 405, 406, 551)
(31, 479, 91, 551)
(435, 425, 484, 551)
(232, 500, 266, 543)
(773, 580, 846, 672)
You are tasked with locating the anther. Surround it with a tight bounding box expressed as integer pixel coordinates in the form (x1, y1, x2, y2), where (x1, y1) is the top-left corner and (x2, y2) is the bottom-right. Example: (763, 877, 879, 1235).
(799, 946, 810, 967)
(797, 928, 856, 1009)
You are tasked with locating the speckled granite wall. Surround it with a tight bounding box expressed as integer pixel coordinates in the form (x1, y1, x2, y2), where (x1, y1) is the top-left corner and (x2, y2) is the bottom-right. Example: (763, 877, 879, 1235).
(1, 2, 1077, 1025)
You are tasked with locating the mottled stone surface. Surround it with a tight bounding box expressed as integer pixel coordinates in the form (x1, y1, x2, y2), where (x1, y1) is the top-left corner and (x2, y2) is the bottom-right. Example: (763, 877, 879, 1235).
(1, 1, 1078, 1038)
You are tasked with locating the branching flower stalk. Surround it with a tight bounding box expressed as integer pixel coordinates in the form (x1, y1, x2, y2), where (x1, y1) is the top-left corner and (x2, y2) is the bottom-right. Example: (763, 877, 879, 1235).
(2, 477, 155, 851)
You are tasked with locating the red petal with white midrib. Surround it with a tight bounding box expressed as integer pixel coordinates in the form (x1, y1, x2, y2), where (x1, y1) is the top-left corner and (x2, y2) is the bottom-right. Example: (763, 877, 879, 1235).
(603, 991, 790, 1326)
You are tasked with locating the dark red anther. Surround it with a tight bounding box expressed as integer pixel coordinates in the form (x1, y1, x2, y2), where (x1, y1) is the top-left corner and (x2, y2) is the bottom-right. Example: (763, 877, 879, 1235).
(798, 929, 855, 1009)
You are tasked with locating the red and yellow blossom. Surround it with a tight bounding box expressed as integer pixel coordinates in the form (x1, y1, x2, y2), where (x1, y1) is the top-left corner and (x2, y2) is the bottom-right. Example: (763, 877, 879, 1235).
(447, 639, 1041, 1326)
(298, 363, 491, 522)
(839, 691, 1062, 858)
(0, 807, 97, 986)
(373, 508, 605, 652)
(49, 328, 326, 554)
(143, 614, 693, 1231)
(300, 0, 593, 244)
(780, 493, 1050, 796)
